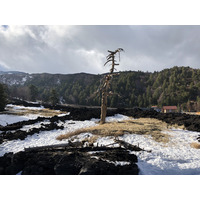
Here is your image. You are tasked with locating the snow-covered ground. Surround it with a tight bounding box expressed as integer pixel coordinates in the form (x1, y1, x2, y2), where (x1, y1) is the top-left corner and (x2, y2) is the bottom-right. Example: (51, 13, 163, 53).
(120, 129, 200, 175)
(0, 120, 96, 156)
(0, 104, 68, 126)
(6, 104, 44, 110)
(0, 104, 46, 126)
(1, 105, 200, 175)
(92, 129, 200, 175)
(0, 114, 129, 157)
(0, 114, 40, 126)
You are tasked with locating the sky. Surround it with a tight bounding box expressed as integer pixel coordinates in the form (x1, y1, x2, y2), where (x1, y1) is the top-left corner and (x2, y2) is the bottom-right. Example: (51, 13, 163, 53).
(1, 25, 200, 74)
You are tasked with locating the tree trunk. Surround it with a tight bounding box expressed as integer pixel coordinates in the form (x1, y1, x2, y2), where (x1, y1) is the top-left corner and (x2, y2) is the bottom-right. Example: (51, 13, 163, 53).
(100, 90, 107, 124)
(99, 48, 123, 124)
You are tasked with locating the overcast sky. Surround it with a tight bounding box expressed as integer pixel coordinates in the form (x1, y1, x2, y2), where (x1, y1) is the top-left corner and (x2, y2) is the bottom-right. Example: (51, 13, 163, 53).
(0, 25, 200, 74)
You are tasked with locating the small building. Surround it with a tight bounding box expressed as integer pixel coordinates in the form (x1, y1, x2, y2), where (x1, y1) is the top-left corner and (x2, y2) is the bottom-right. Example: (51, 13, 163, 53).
(162, 106, 178, 113)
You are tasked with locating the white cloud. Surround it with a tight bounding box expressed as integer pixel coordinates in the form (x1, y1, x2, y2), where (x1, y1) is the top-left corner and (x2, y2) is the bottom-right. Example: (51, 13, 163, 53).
(0, 60, 11, 70)
(75, 49, 105, 73)
(1, 25, 200, 74)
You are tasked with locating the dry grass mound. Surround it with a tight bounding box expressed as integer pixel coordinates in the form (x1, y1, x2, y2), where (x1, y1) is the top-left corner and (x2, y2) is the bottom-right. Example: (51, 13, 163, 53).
(57, 118, 171, 143)
(190, 142, 200, 149)
(5, 106, 67, 117)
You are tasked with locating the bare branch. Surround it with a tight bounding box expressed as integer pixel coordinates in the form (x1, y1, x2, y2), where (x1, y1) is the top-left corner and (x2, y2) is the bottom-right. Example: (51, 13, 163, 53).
(104, 59, 112, 66)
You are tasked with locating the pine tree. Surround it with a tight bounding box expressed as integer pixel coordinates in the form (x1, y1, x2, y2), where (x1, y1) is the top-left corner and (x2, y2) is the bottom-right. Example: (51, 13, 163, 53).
(50, 88, 59, 106)
(0, 84, 7, 111)
(29, 84, 38, 102)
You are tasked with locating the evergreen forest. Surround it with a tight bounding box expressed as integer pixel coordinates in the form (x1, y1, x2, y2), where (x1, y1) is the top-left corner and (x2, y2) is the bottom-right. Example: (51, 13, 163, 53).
(2, 66, 200, 111)
(0, 83, 7, 111)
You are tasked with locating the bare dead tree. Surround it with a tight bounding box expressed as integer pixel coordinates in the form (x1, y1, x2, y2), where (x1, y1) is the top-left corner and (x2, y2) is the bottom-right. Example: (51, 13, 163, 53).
(100, 48, 124, 124)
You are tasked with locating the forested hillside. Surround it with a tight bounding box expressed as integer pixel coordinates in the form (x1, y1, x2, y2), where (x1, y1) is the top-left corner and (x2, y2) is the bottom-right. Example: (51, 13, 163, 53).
(0, 83, 7, 111)
(1, 66, 200, 111)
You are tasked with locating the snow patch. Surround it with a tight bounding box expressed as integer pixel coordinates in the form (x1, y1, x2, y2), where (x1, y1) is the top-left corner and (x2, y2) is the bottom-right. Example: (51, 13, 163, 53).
(119, 130, 200, 175)
(0, 120, 97, 157)
(0, 114, 39, 126)
(20, 121, 51, 131)
(6, 104, 44, 110)
(91, 114, 130, 123)
(57, 113, 70, 117)
(16, 171, 22, 175)
(22, 77, 27, 83)
(106, 114, 130, 122)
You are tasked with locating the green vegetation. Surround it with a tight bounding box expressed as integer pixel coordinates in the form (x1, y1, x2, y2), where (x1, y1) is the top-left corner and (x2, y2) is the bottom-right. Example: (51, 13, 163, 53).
(4, 66, 200, 111)
(50, 88, 59, 106)
(29, 84, 38, 102)
(0, 83, 7, 111)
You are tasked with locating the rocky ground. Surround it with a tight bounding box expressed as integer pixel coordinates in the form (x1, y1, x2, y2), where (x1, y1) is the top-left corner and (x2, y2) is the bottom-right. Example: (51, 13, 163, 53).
(0, 141, 140, 175)
(9, 99, 200, 132)
(1, 99, 200, 175)
(6, 99, 200, 133)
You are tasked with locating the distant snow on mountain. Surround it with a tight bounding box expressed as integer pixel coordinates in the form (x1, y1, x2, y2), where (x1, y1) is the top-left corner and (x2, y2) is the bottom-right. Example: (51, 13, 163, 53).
(0, 71, 31, 85)
(0, 71, 26, 75)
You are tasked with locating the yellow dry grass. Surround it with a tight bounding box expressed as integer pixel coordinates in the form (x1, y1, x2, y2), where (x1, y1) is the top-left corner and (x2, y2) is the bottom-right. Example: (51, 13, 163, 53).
(5, 107, 67, 117)
(190, 142, 200, 149)
(57, 118, 172, 143)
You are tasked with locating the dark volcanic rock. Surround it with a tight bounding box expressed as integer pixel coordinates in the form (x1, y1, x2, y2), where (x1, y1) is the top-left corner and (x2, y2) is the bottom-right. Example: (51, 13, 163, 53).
(0, 153, 12, 175)
(54, 152, 84, 175)
(0, 120, 65, 144)
(0, 146, 140, 175)
(94, 148, 138, 163)
(79, 159, 138, 175)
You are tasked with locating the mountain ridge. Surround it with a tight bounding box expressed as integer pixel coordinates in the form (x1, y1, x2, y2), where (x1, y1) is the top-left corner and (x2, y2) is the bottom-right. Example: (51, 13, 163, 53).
(1, 66, 200, 111)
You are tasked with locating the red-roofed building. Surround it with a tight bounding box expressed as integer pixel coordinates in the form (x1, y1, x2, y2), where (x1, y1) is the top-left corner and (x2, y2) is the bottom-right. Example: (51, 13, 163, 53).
(162, 106, 178, 113)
